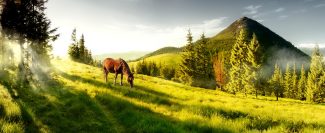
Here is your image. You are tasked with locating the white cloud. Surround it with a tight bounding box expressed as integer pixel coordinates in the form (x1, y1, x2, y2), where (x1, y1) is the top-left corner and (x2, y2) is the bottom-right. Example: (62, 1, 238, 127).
(279, 15, 288, 19)
(314, 4, 325, 8)
(257, 19, 264, 22)
(293, 9, 307, 14)
(304, 0, 315, 2)
(243, 5, 262, 15)
(52, 17, 227, 56)
(274, 7, 285, 13)
(297, 43, 325, 48)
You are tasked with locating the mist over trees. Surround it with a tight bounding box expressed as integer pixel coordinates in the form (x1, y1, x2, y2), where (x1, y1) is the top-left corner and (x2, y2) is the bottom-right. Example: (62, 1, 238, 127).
(0, 0, 58, 83)
(169, 27, 325, 102)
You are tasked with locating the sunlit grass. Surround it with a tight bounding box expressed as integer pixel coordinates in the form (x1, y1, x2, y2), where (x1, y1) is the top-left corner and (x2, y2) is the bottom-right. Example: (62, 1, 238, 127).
(0, 85, 24, 133)
(1, 59, 324, 132)
(52, 59, 325, 132)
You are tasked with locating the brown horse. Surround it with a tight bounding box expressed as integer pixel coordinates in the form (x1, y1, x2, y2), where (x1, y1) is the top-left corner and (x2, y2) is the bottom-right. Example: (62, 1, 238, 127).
(103, 58, 134, 88)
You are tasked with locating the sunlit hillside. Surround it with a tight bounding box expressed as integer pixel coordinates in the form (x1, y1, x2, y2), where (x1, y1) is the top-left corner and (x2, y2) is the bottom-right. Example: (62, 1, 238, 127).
(129, 53, 182, 68)
(1, 59, 324, 132)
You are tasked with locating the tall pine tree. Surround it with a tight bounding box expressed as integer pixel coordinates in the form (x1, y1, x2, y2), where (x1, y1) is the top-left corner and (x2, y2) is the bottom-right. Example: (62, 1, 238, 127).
(297, 64, 306, 100)
(179, 29, 196, 85)
(79, 34, 85, 62)
(68, 29, 80, 61)
(291, 63, 298, 99)
(269, 63, 283, 101)
(306, 45, 324, 102)
(226, 29, 248, 94)
(243, 33, 260, 96)
(283, 63, 292, 98)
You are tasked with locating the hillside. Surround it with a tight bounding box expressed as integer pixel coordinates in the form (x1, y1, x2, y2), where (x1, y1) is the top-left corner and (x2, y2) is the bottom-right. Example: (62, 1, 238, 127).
(135, 47, 182, 61)
(1, 60, 325, 132)
(129, 53, 182, 68)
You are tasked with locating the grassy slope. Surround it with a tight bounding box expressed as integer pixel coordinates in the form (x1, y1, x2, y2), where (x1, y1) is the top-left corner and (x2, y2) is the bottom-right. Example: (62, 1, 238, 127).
(129, 53, 182, 68)
(135, 47, 182, 61)
(0, 60, 325, 132)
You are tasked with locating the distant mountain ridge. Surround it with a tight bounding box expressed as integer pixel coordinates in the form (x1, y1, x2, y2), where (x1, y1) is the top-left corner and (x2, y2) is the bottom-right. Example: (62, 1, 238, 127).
(94, 51, 149, 61)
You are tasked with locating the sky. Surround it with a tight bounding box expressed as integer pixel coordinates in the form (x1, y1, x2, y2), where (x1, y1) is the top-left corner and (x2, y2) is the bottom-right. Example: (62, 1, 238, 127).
(46, 0, 325, 56)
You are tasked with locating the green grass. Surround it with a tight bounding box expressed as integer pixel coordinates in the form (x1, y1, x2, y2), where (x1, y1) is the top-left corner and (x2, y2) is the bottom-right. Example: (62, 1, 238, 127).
(0, 59, 325, 132)
(129, 53, 182, 68)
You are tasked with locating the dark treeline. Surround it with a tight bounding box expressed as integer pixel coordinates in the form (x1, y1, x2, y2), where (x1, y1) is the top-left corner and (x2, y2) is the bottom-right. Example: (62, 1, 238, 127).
(67, 28, 97, 66)
(132, 60, 176, 80)
(0, 0, 58, 84)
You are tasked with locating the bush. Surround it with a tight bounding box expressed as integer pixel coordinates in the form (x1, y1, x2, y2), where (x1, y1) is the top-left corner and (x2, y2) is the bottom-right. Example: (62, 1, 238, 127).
(160, 66, 175, 80)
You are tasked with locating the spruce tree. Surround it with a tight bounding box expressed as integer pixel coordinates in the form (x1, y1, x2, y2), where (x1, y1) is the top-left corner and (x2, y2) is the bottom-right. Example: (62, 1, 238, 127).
(243, 33, 260, 96)
(291, 63, 298, 99)
(306, 45, 324, 102)
(79, 34, 85, 62)
(284, 63, 292, 98)
(68, 29, 80, 61)
(269, 63, 283, 101)
(179, 29, 196, 85)
(226, 29, 248, 94)
(297, 64, 306, 100)
(193, 33, 213, 87)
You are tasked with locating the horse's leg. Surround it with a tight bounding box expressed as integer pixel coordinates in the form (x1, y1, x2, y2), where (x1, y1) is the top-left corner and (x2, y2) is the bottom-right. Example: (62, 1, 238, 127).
(114, 72, 118, 85)
(120, 74, 123, 86)
(103, 68, 108, 83)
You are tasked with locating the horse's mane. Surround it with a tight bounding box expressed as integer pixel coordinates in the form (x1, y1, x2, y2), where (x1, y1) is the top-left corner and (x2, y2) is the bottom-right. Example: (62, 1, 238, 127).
(119, 58, 132, 76)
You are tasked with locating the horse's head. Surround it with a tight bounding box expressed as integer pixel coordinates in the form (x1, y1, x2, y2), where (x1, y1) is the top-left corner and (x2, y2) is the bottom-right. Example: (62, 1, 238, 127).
(127, 73, 134, 88)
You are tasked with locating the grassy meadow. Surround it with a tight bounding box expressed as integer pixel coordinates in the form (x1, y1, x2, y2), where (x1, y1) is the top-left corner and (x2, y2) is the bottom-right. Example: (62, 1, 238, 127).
(0, 59, 325, 132)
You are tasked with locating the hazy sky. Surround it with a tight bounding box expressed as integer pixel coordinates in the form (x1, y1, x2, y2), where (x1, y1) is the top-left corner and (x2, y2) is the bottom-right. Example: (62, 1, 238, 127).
(46, 0, 325, 56)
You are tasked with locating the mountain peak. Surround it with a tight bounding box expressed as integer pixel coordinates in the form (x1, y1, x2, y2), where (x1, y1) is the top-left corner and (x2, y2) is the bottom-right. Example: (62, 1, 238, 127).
(209, 17, 310, 69)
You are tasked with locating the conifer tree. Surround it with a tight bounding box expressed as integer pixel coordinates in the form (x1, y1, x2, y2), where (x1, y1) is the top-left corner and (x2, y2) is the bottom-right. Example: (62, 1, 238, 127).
(291, 63, 298, 99)
(242, 33, 260, 96)
(284, 63, 292, 98)
(179, 29, 196, 85)
(79, 34, 85, 62)
(192, 33, 214, 87)
(226, 29, 248, 94)
(269, 63, 283, 101)
(297, 64, 306, 100)
(68, 29, 80, 61)
(195, 33, 209, 78)
(306, 45, 324, 102)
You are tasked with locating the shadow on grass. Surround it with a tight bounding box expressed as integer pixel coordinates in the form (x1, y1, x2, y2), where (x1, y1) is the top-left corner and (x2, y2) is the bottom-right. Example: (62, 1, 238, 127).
(58, 71, 234, 132)
(1, 69, 119, 132)
(95, 92, 233, 133)
(190, 105, 249, 119)
(59, 71, 181, 107)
